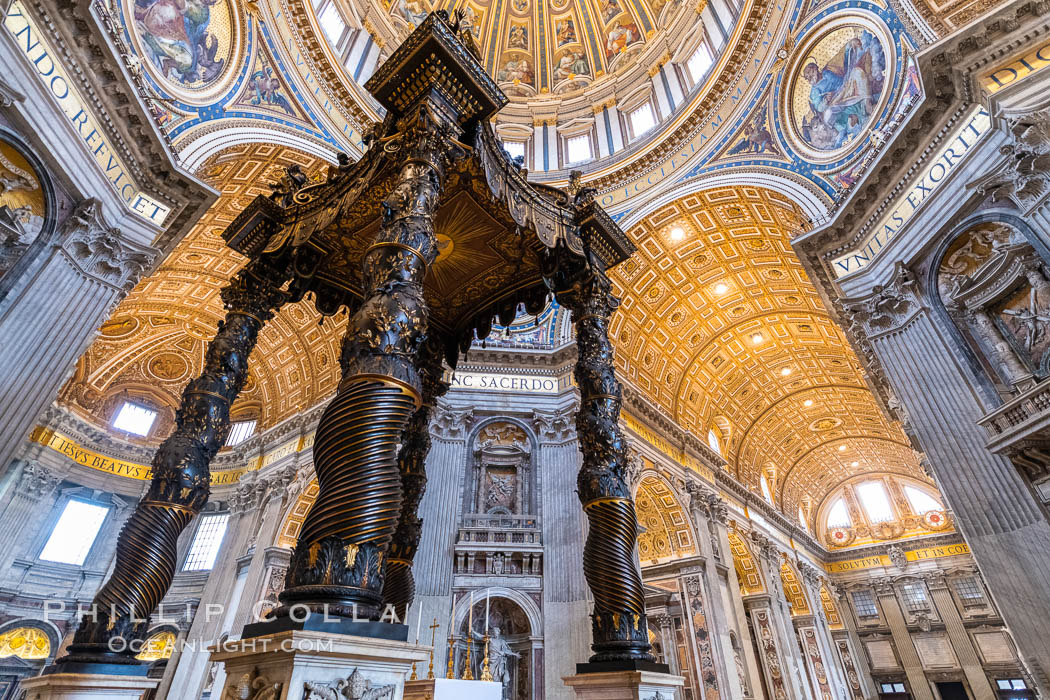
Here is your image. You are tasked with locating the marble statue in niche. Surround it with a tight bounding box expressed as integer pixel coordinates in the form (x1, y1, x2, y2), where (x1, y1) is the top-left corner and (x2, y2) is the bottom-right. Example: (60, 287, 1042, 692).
(0, 138, 46, 282)
(459, 596, 531, 700)
(937, 223, 1050, 388)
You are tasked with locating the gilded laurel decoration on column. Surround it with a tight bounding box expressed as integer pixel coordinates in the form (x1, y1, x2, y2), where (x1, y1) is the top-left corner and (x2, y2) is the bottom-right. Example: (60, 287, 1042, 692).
(556, 257, 654, 662)
(51, 11, 637, 670)
(57, 261, 289, 665)
(280, 99, 466, 619)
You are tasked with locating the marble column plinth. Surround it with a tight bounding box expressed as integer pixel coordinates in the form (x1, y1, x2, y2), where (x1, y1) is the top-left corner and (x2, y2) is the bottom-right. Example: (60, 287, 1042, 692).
(210, 630, 429, 700)
(404, 678, 503, 700)
(562, 670, 685, 700)
(19, 673, 159, 700)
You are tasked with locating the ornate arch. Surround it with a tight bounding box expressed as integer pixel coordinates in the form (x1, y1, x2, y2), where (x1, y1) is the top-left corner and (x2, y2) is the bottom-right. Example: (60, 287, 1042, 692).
(635, 474, 696, 564)
(727, 529, 764, 594)
(779, 558, 811, 616)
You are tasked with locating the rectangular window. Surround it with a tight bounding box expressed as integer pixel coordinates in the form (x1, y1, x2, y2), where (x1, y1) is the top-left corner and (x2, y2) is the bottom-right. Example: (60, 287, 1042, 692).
(226, 420, 257, 447)
(502, 140, 526, 162)
(183, 513, 230, 571)
(998, 679, 1027, 690)
(851, 589, 879, 618)
(39, 499, 110, 566)
(112, 402, 157, 437)
(899, 582, 930, 613)
(629, 103, 657, 140)
(687, 43, 714, 84)
(566, 134, 592, 164)
(953, 576, 984, 604)
(317, 2, 346, 43)
(857, 481, 896, 523)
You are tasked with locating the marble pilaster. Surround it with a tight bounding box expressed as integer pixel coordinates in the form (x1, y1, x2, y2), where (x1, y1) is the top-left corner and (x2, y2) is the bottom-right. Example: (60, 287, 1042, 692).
(872, 580, 934, 700)
(849, 275, 1050, 692)
(0, 200, 155, 473)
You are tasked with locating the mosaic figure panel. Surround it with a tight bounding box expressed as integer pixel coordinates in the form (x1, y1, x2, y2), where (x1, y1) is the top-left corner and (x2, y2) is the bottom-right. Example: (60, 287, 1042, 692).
(131, 0, 235, 89)
(788, 22, 889, 156)
(0, 137, 47, 282)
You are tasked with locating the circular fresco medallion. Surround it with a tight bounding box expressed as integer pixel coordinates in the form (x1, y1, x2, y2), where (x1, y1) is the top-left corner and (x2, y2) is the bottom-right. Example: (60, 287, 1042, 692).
(148, 353, 188, 381)
(809, 417, 843, 432)
(99, 317, 140, 338)
(783, 15, 893, 162)
(126, 0, 241, 103)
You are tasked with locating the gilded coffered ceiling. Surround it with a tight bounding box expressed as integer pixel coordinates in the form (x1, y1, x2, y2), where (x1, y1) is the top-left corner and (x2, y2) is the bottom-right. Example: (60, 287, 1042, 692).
(59, 169, 933, 534)
(609, 186, 929, 520)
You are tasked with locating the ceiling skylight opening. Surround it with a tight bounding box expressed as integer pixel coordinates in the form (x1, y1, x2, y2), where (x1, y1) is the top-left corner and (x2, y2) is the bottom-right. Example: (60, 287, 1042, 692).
(669, 226, 686, 242)
(904, 485, 941, 515)
(714, 282, 729, 295)
(851, 461, 859, 467)
(112, 402, 157, 437)
(826, 498, 851, 528)
(751, 332, 764, 344)
(780, 367, 792, 376)
(566, 134, 593, 165)
(857, 481, 895, 523)
(838, 445, 846, 452)
(803, 399, 814, 407)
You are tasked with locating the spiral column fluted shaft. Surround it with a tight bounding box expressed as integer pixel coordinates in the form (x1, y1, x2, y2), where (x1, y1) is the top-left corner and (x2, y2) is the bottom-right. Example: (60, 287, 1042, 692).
(282, 101, 461, 620)
(560, 267, 654, 663)
(382, 339, 448, 620)
(56, 264, 287, 666)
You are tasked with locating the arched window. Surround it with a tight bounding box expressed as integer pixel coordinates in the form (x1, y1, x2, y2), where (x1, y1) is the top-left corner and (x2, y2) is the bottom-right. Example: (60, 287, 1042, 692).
(826, 498, 851, 529)
(904, 485, 941, 515)
(0, 626, 50, 660)
(760, 476, 773, 504)
(856, 481, 895, 523)
(798, 505, 808, 531)
(707, 428, 721, 456)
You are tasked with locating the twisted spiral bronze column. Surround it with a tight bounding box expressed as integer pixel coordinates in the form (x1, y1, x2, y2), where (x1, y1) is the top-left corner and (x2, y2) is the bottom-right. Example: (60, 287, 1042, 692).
(282, 102, 462, 620)
(56, 263, 287, 666)
(560, 267, 654, 663)
(382, 338, 449, 620)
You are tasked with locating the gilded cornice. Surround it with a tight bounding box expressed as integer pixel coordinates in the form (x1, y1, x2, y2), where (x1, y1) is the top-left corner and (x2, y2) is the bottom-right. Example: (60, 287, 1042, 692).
(575, 0, 780, 192)
(277, 0, 380, 134)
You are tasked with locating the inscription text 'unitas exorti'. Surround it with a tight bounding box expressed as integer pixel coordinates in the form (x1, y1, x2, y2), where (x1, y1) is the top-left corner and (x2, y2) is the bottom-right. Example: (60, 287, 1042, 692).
(831, 107, 990, 278)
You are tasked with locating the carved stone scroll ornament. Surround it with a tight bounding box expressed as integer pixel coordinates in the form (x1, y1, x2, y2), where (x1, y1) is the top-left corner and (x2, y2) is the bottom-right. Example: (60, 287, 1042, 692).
(57, 260, 289, 665)
(281, 102, 466, 619)
(303, 668, 396, 700)
(60, 199, 156, 291)
(382, 336, 449, 619)
(977, 108, 1050, 213)
(842, 263, 920, 336)
(557, 265, 654, 663)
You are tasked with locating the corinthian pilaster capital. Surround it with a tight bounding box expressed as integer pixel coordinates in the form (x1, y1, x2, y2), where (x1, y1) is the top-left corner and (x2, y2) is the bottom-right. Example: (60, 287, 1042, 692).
(430, 401, 474, 440)
(975, 107, 1050, 213)
(531, 407, 574, 442)
(59, 199, 157, 291)
(842, 262, 920, 335)
(17, 461, 59, 499)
